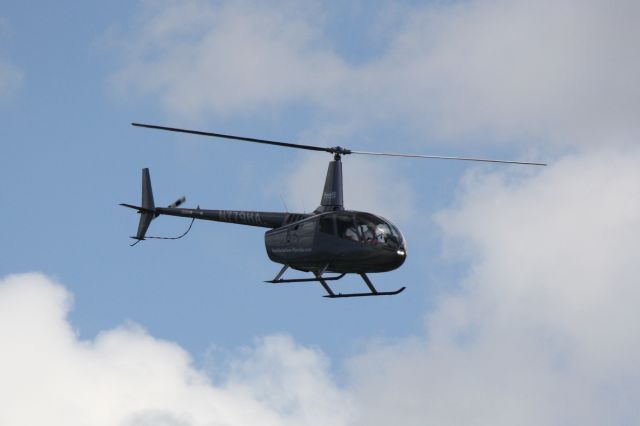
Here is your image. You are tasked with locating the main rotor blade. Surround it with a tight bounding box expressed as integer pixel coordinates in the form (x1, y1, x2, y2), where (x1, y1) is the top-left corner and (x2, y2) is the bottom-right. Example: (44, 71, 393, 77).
(132, 123, 334, 154)
(350, 150, 547, 166)
(132, 122, 546, 165)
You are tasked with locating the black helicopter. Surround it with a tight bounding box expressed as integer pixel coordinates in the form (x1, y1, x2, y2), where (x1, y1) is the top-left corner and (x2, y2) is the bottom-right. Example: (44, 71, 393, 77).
(122, 123, 545, 298)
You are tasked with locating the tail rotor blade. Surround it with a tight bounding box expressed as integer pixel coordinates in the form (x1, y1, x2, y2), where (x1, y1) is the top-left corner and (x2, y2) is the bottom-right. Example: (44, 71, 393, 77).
(168, 196, 186, 209)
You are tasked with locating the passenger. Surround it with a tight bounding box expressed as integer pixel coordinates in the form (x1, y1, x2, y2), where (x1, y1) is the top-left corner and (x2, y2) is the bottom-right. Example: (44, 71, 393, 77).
(344, 226, 359, 241)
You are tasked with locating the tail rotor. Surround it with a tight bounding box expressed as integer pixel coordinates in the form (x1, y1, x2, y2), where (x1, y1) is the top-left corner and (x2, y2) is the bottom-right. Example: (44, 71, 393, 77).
(121, 169, 191, 245)
(167, 196, 186, 209)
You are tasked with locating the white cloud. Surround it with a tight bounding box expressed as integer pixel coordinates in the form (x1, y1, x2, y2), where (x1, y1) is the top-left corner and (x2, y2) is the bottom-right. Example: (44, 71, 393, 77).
(355, 0, 640, 145)
(0, 273, 352, 426)
(0, 18, 22, 99)
(112, 0, 640, 147)
(0, 60, 21, 98)
(111, 0, 348, 119)
(346, 148, 640, 425)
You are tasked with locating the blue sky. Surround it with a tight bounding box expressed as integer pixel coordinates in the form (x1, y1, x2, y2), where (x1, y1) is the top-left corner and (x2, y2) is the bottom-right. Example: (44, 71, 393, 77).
(2, 1, 640, 424)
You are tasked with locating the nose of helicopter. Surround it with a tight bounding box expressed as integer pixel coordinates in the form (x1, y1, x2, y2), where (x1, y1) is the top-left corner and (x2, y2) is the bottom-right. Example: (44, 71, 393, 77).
(396, 246, 407, 265)
(383, 245, 407, 270)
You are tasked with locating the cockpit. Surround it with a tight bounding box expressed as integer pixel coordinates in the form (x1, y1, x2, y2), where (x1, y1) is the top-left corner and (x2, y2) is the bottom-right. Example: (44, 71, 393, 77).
(320, 212, 406, 251)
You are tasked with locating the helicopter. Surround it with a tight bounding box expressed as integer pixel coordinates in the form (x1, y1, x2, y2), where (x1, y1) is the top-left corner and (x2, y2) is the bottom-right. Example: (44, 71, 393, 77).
(122, 123, 546, 298)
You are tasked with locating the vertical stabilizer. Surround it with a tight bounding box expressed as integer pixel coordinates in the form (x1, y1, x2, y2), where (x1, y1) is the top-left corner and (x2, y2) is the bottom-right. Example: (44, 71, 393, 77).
(141, 168, 155, 211)
(315, 156, 344, 212)
(135, 168, 156, 240)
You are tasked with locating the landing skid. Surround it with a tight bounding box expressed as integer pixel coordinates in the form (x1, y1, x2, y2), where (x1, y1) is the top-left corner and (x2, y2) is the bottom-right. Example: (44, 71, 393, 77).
(266, 265, 405, 298)
(323, 287, 406, 298)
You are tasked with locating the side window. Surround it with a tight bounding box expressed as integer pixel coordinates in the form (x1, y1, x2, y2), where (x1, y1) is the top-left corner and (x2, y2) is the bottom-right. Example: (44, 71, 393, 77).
(294, 220, 316, 246)
(319, 216, 335, 234)
(336, 214, 358, 241)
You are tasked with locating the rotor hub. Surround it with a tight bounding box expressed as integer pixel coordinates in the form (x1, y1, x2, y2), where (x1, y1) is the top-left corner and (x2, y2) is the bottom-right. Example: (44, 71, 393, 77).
(330, 146, 351, 156)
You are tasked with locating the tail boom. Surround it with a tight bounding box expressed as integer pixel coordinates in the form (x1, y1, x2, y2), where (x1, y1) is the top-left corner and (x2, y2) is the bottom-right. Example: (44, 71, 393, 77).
(122, 168, 306, 241)
(154, 207, 296, 229)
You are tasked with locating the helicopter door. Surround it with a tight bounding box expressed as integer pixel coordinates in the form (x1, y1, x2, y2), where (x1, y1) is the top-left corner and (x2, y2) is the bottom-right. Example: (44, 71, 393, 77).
(286, 220, 316, 247)
(286, 224, 297, 245)
(318, 215, 335, 236)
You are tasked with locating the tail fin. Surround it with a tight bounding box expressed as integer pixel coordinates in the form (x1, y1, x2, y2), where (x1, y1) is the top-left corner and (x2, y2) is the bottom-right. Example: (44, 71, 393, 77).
(135, 168, 156, 240)
(120, 168, 157, 241)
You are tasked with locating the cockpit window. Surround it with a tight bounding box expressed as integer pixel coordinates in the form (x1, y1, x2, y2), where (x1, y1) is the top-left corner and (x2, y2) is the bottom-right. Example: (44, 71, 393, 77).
(326, 212, 404, 249)
(389, 223, 402, 239)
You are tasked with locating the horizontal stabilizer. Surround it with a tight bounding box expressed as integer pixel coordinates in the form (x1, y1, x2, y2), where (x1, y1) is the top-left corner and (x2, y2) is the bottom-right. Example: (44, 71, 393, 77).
(119, 203, 155, 214)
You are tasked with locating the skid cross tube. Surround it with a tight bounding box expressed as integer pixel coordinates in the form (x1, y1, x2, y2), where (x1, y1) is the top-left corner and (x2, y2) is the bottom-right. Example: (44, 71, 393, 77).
(267, 274, 347, 284)
(265, 265, 346, 284)
(270, 264, 289, 282)
(314, 271, 336, 297)
(361, 273, 378, 294)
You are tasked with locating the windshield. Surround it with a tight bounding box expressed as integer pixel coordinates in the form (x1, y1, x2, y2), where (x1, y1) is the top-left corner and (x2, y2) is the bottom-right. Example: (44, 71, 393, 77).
(356, 213, 404, 249)
(334, 213, 404, 249)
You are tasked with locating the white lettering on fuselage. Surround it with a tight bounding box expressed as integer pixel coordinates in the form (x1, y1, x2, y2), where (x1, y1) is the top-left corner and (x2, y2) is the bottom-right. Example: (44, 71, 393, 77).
(219, 210, 263, 225)
(272, 247, 312, 254)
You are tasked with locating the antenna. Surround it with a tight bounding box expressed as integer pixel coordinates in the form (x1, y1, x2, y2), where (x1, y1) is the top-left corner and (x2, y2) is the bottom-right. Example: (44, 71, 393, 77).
(279, 194, 289, 213)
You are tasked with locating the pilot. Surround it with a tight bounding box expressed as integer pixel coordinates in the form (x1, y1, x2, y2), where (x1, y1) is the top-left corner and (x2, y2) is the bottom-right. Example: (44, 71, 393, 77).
(375, 224, 389, 244)
(362, 221, 377, 243)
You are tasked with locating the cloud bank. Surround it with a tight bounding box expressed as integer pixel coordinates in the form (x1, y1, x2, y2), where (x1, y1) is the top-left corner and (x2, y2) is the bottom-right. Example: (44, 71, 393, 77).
(348, 148, 640, 425)
(0, 273, 352, 426)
